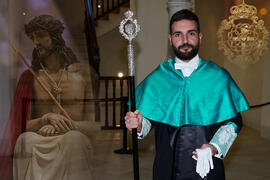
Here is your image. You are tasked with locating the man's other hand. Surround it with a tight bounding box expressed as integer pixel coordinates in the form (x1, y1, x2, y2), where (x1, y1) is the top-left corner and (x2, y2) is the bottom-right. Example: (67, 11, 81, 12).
(192, 144, 218, 158)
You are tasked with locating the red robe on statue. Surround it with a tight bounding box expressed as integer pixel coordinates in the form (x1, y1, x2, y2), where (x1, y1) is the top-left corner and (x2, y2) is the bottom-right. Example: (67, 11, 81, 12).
(0, 70, 33, 180)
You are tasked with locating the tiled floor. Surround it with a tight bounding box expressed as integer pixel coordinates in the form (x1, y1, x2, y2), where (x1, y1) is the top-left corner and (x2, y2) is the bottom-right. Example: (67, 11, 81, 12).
(92, 126, 270, 180)
(224, 127, 270, 180)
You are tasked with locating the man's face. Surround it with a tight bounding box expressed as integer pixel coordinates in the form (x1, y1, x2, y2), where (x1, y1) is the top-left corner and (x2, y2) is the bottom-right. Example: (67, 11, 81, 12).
(31, 30, 55, 59)
(168, 19, 202, 61)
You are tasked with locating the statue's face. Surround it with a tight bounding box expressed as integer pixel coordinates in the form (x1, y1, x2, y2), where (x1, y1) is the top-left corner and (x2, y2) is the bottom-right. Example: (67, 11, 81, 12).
(31, 30, 54, 59)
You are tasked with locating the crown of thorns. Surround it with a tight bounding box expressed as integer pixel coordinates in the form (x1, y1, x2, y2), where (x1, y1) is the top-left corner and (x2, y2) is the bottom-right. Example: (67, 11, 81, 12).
(25, 15, 64, 37)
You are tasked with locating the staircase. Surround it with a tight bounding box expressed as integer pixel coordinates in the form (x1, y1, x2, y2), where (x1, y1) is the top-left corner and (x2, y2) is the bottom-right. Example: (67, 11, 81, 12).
(69, 0, 130, 63)
(95, 3, 129, 37)
(91, 0, 129, 37)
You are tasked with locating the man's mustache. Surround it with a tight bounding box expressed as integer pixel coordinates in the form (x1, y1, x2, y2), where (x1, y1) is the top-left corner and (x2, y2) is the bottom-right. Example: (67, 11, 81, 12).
(178, 43, 194, 50)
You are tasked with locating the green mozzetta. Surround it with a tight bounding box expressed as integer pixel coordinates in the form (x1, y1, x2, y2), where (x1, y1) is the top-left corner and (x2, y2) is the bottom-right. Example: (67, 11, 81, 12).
(135, 57, 250, 127)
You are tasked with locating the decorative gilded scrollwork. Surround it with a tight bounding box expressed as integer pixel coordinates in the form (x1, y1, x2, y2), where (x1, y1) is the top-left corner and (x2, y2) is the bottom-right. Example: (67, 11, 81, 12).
(217, 0, 269, 64)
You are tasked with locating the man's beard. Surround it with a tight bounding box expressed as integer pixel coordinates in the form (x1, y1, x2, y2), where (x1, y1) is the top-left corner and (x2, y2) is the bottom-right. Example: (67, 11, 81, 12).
(36, 44, 56, 61)
(172, 41, 200, 61)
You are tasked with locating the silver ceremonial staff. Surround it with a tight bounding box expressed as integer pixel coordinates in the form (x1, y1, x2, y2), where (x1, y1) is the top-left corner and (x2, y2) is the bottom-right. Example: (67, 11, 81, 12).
(119, 10, 140, 180)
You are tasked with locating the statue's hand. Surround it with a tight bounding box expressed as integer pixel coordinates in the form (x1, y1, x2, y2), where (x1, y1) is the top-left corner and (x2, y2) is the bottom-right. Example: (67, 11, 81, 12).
(37, 124, 56, 136)
(42, 113, 74, 133)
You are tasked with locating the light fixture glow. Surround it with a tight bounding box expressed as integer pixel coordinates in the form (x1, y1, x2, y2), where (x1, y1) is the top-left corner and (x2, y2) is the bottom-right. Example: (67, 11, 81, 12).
(98, 5, 101, 8)
(118, 72, 124, 77)
(22, 12, 27, 16)
(259, 8, 267, 16)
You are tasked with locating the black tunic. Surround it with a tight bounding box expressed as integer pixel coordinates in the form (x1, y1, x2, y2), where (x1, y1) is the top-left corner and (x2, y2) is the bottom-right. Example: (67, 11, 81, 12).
(151, 114, 242, 180)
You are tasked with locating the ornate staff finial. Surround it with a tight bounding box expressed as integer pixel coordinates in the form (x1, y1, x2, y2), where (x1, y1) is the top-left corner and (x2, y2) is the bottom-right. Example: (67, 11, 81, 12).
(119, 10, 141, 76)
(119, 10, 140, 43)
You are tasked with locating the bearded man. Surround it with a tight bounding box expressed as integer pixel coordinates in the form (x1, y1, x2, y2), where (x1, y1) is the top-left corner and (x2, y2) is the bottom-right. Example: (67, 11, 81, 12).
(0, 15, 95, 180)
(125, 9, 249, 180)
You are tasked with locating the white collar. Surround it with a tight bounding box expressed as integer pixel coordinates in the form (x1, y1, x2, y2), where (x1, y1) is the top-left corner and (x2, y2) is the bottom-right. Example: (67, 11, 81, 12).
(174, 54, 200, 70)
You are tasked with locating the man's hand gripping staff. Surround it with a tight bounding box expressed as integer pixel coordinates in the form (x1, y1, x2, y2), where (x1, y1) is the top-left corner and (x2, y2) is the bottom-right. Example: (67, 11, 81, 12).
(125, 110, 143, 133)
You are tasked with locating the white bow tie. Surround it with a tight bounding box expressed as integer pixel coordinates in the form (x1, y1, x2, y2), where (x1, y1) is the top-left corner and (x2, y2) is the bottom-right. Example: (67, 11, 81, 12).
(174, 62, 196, 70)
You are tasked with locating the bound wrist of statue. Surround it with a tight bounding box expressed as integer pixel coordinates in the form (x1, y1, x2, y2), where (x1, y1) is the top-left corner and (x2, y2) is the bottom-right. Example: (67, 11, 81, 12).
(41, 113, 50, 126)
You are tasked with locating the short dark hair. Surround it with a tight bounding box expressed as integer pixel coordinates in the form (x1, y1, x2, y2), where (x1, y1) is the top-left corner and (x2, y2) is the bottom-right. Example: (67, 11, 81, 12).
(169, 9, 200, 34)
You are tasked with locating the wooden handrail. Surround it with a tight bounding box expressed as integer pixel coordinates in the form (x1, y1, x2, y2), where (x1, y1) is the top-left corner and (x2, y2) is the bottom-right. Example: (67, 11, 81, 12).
(90, 0, 130, 20)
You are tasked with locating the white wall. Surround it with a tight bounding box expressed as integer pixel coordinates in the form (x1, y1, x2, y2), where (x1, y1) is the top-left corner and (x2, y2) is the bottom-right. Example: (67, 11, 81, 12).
(98, 28, 129, 77)
(135, 0, 169, 84)
(257, 1, 270, 140)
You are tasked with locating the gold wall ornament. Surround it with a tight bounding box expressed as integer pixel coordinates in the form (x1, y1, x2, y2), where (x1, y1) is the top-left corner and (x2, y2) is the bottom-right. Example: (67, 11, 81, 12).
(217, 0, 269, 64)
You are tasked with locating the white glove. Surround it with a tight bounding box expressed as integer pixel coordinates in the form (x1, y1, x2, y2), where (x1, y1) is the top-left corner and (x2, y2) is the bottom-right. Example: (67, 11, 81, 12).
(192, 147, 214, 178)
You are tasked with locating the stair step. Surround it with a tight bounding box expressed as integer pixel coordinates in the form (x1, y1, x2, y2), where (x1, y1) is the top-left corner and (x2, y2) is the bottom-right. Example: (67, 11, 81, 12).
(95, 5, 129, 37)
(111, 8, 120, 14)
(122, 1, 130, 8)
(100, 14, 109, 20)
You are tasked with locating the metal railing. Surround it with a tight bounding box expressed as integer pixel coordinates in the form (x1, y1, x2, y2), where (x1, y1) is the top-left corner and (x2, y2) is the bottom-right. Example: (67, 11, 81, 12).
(99, 76, 130, 129)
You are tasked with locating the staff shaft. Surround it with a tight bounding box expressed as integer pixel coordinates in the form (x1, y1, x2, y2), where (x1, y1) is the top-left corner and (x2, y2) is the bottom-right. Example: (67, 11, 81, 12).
(130, 76, 140, 180)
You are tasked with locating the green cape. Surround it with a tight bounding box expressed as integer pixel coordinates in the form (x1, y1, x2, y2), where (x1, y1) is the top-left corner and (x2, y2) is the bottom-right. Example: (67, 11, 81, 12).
(135, 57, 249, 127)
